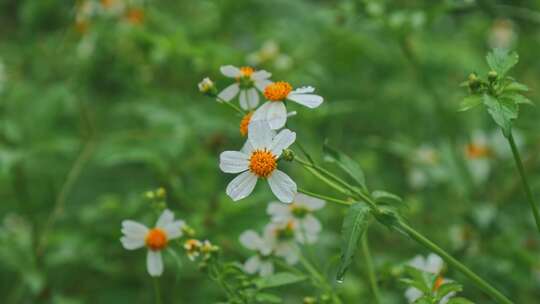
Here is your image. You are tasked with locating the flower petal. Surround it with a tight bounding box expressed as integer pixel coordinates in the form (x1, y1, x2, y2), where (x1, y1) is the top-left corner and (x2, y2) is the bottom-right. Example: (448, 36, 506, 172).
(266, 202, 291, 221)
(220, 65, 241, 78)
(259, 260, 274, 277)
(156, 209, 174, 229)
(218, 83, 240, 101)
(246, 88, 259, 109)
(120, 236, 146, 250)
(254, 79, 272, 91)
(243, 255, 260, 274)
(248, 120, 273, 150)
(121, 220, 149, 238)
(270, 129, 296, 157)
(265, 101, 287, 130)
(302, 214, 322, 234)
(251, 70, 271, 80)
(226, 171, 258, 201)
(239, 89, 248, 110)
(267, 170, 296, 203)
(164, 220, 185, 240)
(291, 86, 315, 94)
(295, 193, 325, 210)
(147, 250, 164, 277)
(426, 254, 444, 274)
(287, 93, 323, 108)
(220, 151, 249, 173)
(239, 230, 263, 250)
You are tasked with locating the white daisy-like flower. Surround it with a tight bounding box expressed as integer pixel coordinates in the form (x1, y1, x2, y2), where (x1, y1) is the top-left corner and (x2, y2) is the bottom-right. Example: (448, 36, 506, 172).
(464, 130, 492, 184)
(252, 82, 323, 130)
(405, 254, 454, 304)
(239, 230, 274, 276)
(218, 65, 272, 110)
(267, 193, 325, 244)
(264, 221, 300, 265)
(219, 121, 297, 203)
(120, 209, 185, 277)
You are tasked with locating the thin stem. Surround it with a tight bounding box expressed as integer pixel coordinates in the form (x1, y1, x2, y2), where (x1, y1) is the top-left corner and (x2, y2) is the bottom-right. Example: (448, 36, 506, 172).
(153, 277, 162, 304)
(507, 131, 540, 232)
(217, 96, 245, 115)
(398, 222, 513, 304)
(298, 188, 352, 206)
(361, 233, 381, 304)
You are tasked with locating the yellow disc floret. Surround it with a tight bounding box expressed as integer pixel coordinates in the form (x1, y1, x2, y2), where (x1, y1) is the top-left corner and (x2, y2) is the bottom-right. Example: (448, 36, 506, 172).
(239, 66, 254, 77)
(465, 144, 490, 159)
(249, 149, 277, 178)
(264, 81, 292, 101)
(145, 228, 168, 251)
(239, 112, 253, 137)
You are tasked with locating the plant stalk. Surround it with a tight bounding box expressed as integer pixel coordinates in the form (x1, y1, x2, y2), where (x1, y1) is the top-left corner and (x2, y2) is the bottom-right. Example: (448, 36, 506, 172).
(361, 233, 382, 304)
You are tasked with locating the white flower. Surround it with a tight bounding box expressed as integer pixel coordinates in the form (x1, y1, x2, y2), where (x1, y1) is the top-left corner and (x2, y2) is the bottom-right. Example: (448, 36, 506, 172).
(120, 209, 185, 277)
(252, 82, 323, 130)
(264, 221, 300, 265)
(219, 121, 297, 203)
(405, 254, 454, 304)
(464, 130, 492, 184)
(267, 193, 325, 244)
(239, 230, 274, 276)
(218, 65, 272, 110)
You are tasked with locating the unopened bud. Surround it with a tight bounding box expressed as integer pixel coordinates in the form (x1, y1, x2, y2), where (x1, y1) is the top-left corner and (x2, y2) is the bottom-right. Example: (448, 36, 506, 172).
(198, 77, 217, 96)
(303, 297, 317, 304)
(155, 187, 166, 199)
(282, 149, 295, 161)
(488, 70, 498, 82)
(467, 73, 480, 91)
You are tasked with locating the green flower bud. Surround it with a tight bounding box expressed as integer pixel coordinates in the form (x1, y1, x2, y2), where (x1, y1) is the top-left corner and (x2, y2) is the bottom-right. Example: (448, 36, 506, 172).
(488, 70, 498, 82)
(282, 149, 295, 161)
(467, 73, 480, 92)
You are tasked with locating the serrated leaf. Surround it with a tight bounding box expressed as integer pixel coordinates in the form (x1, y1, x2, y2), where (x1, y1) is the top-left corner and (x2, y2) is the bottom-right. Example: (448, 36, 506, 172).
(486, 48, 519, 76)
(336, 203, 371, 281)
(458, 95, 483, 112)
(505, 81, 529, 92)
(323, 142, 366, 189)
(447, 297, 475, 304)
(254, 272, 306, 289)
(372, 190, 402, 205)
(482, 94, 517, 137)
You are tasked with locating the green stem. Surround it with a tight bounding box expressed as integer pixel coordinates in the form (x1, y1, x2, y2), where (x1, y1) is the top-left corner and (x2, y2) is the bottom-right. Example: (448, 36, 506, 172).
(217, 96, 246, 115)
(298, 188, 352, 206)
(398, 222, 513, 304)
(298, 254, 343, 304)
(153, 277, 162, 304)
(361, 233, 381, 304)
(507, 131, 540, 233)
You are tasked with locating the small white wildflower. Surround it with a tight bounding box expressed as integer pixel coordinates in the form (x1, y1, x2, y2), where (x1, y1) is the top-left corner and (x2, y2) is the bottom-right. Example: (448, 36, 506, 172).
(405, 254, 455, 304)
(218, 65, 272, 110)
(239, 230, 274, 276)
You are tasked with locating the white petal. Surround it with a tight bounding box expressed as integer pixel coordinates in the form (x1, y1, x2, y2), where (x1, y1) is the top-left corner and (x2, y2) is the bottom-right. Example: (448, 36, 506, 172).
(265, 101, 287, 130)
(267, 170, 297, 203)
(156, 209, 174, 229)
(243, 255, 260, 274)
(295, 193, 325, 210)
(254, 79, 272, 91)
(251, 70, 271, 80)
(163, 220, 185, 240)
(120, 236, 146, 250)
(220, 151, 249, 173)
(409, 255, 426, 270)
(266, 202, 291, 221)
(147, 251, 164, 277)
(251, 101, 270, 123)
(248, 120, 273, 150)
(405, 287, 423, 303)
(218, 83, 240, 101)
(239, 90, 249, 110)
(121, 220, 149, 239)
(287, 93, 323, 108)
(302, 215, 322, 234)
(246, 88, 259, 109)
(291, 86, 315, 94)
(226, 171, 258, 201)
(270, 129, 296, 157)
(259, 261, 274, 276)
(239, 230, 263, 250)
(220, 65, 241, 78)
(275, 242, 299, 265)
(426, 254, 444, 274)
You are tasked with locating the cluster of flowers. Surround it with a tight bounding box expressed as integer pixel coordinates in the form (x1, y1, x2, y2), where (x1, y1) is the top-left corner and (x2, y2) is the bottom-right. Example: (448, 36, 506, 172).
(200, 64, 324, 203)
(75, 0, 145, 34)
(239, 193, 325, 276)
(120, 208, 218, 277)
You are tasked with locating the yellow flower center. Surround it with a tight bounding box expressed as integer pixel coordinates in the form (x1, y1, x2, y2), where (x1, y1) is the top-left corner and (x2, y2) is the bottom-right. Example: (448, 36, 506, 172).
(126, 9, 144, 25)
(264, 81, 292, 101)
(239, 66, 254, 77)
(249, 149, 277, 178)
(239, 112, 253, 137)
(465, 144, 490, 159)
(432, 275, 444, 292)
(145, 228, 168, 251)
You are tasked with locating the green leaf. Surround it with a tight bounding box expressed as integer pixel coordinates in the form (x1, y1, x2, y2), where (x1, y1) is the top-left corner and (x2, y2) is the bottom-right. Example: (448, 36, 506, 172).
(254, 272, 306, 289)
(323, 142, 366, 189)
(255, 293, 283, 303)
(436, 282, 463, 299)
(458, 95, 483, 112)
(486, 48, 519, 76)
(504, 81, 529, 92)
(404, 266, 435, 294)
(336, 203, 371, 281)
(482, 94, 517, 137)
(501, 92, 534, 106)
(447, 297, 475, 304)
(372, 190, 403, 205)
(413, 297, 432, 304)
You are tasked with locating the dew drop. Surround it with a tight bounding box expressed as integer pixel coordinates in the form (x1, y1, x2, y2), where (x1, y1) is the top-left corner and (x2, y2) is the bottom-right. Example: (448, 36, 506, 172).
(336, 278, 344, 284)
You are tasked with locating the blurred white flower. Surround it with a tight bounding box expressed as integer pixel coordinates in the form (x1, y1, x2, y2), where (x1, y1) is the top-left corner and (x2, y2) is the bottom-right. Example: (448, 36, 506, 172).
(488, 19, 517, 49)
(264, 221, 300, 265)
(405, 254, 454, 304)
(239, 230, 274, 276)
(253, 82, 323, 130)
(120, 209, 185, 277)
(219, 121, 297, 203)
(407, 145, 447, 189)
(267, 193, 325, 244)
(218, 65, 272, 110)
(464, 130, 492, 184)
(99, 0, 126, 17)
(246, 40, 293, 71)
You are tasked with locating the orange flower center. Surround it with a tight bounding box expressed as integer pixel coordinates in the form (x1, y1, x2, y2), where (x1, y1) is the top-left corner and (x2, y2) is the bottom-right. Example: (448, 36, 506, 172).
(465, 144, 490, 159)
(239, 66, 254, 77)
(249, 149, 277, 178)
(239, 112, 253, 137)
(433, 275, 444, 291)
(101, 0, 115, 8)
(126, 8, 144, 25)
(145, 228, 168, 251)
(184, 239, 201, 251)
(264, 81, 292, 101)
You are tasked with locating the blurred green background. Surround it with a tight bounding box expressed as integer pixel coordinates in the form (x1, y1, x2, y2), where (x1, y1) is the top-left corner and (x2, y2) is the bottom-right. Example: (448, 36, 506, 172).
(1, 0, 540, 303)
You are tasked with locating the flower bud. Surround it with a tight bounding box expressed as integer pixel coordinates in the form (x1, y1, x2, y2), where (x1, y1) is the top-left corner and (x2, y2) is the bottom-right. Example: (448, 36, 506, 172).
(282, 149, 295, 161)
(303, 297, 317, 304)
(198, 77, 217, 96)
(467, 73, 480, 92)
(488, 70, 498, 82)
(155, 187, 166, 199)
